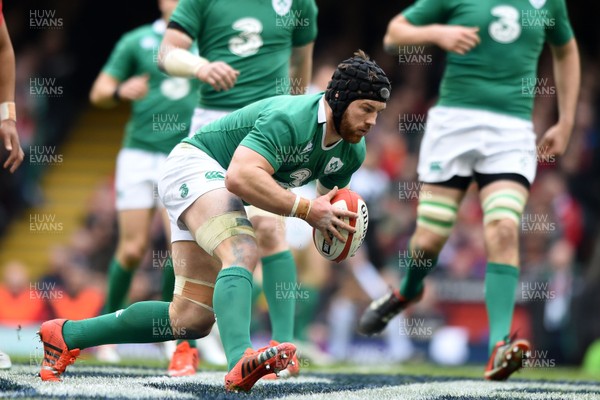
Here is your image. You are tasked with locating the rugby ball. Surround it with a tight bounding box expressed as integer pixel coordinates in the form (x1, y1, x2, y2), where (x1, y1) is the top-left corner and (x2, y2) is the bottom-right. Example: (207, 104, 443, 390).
(313, 189, 369, 263)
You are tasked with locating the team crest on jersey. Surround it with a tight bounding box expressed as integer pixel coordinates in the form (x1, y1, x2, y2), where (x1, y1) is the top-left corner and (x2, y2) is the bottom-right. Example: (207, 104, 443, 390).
(272, 0, 292, 16)
(324, 157, 343, 175)
(529, 0, 546, 9)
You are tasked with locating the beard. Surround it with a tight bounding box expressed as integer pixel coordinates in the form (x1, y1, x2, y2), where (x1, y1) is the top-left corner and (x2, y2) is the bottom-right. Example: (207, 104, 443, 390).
(337, 113, 364, 144)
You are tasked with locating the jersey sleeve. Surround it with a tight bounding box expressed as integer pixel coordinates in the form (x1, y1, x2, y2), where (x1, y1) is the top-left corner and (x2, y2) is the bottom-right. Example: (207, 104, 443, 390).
(0, 1, 4, 26)
(239, 112, 294, 172)
(402, 0, 449, 26)
(102, 33, 136, 82)
(545, 0, 574, 46)
(169, 0, 206, 39)
(318, 175, 351, 191)
(292, 0, 318, 47)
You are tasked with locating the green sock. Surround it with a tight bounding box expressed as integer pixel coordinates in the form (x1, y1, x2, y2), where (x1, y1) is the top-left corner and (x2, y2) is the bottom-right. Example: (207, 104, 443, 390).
(161, 257, 175, 302)
(63, 301, 174, 350)
(251, 281, 263, 306)
(249, 281, 264, 335)
(399, 246, 437, 299)
(104, 257, 135, 313)
(213, 267, 253, 371)
(485, 262, 519, 355)
(262, 250, 297, 343)
(294, 285, 320, 342)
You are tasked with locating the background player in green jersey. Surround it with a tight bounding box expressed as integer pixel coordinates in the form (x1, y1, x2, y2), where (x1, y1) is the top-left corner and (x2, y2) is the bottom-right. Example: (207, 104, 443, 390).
(157, 0, 317, 376)
(38, 52, 391, 392)
(358, 0, 580, 381)
(88, 0, 199, 372)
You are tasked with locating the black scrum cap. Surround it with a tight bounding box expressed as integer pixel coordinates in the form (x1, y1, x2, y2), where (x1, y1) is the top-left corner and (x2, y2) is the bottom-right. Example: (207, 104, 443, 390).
(325, 50, 391, 133)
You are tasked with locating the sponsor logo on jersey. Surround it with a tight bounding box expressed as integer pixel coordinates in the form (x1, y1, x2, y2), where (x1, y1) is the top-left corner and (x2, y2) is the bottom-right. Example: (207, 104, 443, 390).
(489, 5, 521, 44)
(179, 183, 189, 198)
(324, 157, 343, 175)
(276, 168, 312, 188)
(229, 18, 263, 57)
(205, 171, 225, 181)
(272, 0, 292, 16)
(289, 169, 312, 187)
(160, 77, 191, 100)
(529, 0, 546, 9)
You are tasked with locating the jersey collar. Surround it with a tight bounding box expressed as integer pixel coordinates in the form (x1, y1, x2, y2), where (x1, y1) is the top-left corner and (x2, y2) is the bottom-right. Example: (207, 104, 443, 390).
(318, 95, 326, 124)
(318, 95, 342, 151)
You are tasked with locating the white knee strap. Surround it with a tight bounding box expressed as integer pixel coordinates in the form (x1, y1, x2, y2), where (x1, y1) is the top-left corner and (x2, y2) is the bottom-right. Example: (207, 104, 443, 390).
(174, 275, 215, 312)
(482, 189, 526, 225)
(416, 195, 459, 237)
(194, 211, 255, 256)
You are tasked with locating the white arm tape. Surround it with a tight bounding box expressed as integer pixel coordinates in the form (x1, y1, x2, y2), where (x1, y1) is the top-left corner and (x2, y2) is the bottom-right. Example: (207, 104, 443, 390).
(163, 48, 209, 78)
(290, 194, 301, 216)
(0, 102, 16, 122)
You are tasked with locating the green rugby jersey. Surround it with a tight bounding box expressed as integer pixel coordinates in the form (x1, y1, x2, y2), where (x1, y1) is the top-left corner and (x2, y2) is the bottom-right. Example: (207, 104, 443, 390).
(102, 20, 199, 154)
(403, 0, 573, 120)
(170, 0, 318, 110)
(184, 93, 365, 190)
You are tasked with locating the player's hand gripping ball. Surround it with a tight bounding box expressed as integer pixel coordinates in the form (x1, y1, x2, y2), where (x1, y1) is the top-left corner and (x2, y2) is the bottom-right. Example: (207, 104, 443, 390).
(313, 189, 369, 262)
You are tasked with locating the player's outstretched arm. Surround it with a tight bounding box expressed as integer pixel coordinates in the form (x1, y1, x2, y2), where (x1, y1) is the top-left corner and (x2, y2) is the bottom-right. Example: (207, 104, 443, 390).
(159, 28, 239, 92)
(0, 21, 23, 173)
(289, 42, 314, 95)
(538, 38, 580, 157)
(226, 146, 356, 243)
(384, 14, 480, 55)
(89, 73, 149, 108)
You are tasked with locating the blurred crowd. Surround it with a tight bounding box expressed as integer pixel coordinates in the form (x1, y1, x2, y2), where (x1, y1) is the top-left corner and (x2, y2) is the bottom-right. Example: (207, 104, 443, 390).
(1, 0, 599, 368)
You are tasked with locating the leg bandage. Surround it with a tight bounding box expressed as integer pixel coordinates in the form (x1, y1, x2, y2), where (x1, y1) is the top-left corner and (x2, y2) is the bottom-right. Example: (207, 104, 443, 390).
(482, 189, 526, 225)
(416, 195, 459, 237)
(174, 275, 215, 312)
(194, 211, 255, 256)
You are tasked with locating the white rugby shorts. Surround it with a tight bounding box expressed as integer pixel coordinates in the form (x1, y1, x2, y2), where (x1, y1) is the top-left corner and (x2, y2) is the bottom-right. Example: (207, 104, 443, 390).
(188, 107, 231, 137)
(115, 148, 167, 210)
(417, 106, 537, 185)
(158, 143, 227, 242)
